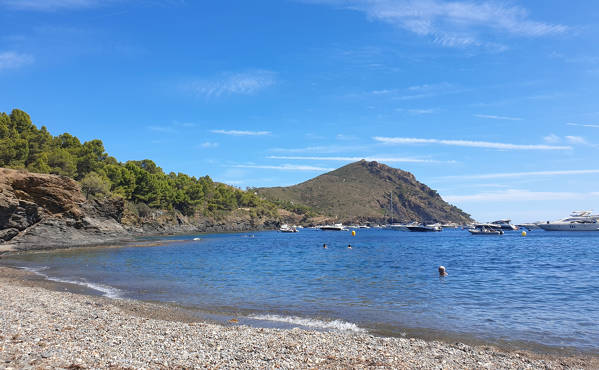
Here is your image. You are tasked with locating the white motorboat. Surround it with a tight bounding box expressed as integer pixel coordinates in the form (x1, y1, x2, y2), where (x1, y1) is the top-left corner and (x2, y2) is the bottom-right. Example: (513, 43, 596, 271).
(279, 224, 298, 233)
(489, 219, 518, 230)
(538, 211, 599, 231)
(517, 222, 541, 231)
(319, 223, 347, 231)
(406, 224, 442, 232)
(468, 224, 504, 235)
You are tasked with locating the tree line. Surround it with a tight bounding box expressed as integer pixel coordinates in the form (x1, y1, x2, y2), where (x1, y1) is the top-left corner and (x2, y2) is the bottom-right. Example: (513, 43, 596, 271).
(0, 109, 276, 217)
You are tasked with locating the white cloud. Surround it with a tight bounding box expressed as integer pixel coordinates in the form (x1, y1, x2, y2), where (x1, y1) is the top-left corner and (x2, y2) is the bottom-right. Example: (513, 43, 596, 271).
(374, 136, 571, 150)
(200, 142, 219, 148)
(543, 134, 588, 145)
(444, 189, 599, 203)
(397, 108, 436, 115)
(233, 164, 334, 171)
(0, 51, 34, 70)
(567, 122, 599, 128)
(474, 114, 522, 121)
(308, 0, 567, 49)
(185, 70, 276, 98)
(439, 169, 599, 180)
(543, 134, 560, 143)
(211, 129, 271, 136)
(565, 135, 587, 144)
(0, 0, 101, 10)
(147, 125, 177, 134)
(267, 155, 454, 164)
(269, 145, 369, 154)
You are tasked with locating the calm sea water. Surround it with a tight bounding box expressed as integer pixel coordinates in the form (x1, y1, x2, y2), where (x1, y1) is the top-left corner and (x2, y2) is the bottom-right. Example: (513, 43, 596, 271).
(2, 228, 598, 352)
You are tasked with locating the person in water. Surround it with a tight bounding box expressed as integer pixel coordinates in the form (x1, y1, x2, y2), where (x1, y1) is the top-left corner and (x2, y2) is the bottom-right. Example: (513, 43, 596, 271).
(348, 244, 352, 249)
(323, 243, 327, 249)
(438, 265, 448, 277)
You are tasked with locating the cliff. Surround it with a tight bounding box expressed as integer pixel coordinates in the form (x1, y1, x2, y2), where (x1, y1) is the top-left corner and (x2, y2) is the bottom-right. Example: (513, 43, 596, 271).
(0, 168, 285, 253)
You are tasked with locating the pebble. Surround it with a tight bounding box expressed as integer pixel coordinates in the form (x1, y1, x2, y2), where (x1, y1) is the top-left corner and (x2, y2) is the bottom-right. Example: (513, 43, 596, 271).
(0, 269, 597, 369)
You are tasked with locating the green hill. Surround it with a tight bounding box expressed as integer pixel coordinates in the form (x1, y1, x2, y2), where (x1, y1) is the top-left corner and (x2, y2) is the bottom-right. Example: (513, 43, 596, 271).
(256, 160, 472, 224)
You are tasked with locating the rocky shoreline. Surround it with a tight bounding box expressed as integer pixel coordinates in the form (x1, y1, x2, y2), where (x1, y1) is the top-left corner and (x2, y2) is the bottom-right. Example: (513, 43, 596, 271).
(1, 267, 597, 369)
(0, 168, 282, 254)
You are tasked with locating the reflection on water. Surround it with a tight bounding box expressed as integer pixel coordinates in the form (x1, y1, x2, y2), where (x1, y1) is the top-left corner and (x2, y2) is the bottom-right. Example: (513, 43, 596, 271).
(3, 229, 599, 352)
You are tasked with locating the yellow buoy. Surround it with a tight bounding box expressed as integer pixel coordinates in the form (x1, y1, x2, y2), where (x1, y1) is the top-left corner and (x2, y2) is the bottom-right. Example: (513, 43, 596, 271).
(521, 231, 527, 236)
(351, 230, 356, 236)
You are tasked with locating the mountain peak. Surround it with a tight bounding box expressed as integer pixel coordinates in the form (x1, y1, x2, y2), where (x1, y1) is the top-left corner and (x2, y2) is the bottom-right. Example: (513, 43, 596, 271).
(257, 161, 471, 224)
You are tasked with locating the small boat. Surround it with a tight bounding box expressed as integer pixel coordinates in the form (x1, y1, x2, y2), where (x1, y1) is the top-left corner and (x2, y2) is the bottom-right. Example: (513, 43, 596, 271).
(468, 224, 504, 235)
(406, 224, 442, 232)
(516, 223, 541, 230)
(320, 223, 347, 231)
(538, 211, 599, 231)
(489, 219, 518, 230)
(279, 224, 298, 233)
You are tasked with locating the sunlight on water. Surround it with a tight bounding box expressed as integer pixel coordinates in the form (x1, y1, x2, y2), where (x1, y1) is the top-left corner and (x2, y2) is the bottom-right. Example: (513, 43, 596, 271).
(3, 228, 599, 351)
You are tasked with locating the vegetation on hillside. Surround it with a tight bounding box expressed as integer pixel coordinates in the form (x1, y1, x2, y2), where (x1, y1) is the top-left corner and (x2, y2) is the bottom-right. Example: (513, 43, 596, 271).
(0, 109, 276, 217)
(256, 160, 473, 224)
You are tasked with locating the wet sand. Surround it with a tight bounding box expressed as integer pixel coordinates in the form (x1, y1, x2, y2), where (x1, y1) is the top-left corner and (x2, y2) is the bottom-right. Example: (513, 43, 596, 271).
(1, 266, 597, 369)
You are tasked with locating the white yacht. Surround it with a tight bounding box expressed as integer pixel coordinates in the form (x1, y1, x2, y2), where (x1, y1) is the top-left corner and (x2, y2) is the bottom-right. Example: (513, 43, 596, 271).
(489, 219, 518, 230)
(319, 223, 347, 231)
(538, 211, 599, 231)
(406, 223, 442, 232)
(279, 224, 298, 233)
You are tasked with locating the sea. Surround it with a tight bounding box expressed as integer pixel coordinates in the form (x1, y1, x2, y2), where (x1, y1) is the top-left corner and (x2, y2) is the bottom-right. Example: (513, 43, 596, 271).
(2, 228, 598, 354)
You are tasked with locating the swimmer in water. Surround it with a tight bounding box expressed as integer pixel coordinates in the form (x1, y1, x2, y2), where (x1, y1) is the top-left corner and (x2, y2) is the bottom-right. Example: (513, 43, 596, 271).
(323, 243, 327, 249)
(438, 265, 448, 277)
(348, 244, 352, 249)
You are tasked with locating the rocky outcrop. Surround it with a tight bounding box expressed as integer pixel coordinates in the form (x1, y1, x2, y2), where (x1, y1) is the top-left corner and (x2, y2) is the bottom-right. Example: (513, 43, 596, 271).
(0, 168, 285, 253)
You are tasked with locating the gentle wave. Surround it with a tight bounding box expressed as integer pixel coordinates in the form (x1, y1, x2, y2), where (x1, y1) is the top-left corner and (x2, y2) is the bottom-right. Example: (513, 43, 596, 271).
(20, 266, 122, 299)
(249, 314, 366, 333)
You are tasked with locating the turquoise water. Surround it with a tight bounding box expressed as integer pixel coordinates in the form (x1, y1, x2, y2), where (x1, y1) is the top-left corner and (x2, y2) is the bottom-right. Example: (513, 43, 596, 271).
(2, 228, 598, 352)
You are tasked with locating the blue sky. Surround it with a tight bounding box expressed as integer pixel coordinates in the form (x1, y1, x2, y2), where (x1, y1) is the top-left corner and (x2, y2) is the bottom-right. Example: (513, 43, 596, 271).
(2, 0, 599, 223)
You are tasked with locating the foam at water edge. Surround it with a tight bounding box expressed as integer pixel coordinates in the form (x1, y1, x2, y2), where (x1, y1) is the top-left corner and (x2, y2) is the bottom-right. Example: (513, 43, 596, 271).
(249, 314, 366, 333)
(19, 266, 122, 299)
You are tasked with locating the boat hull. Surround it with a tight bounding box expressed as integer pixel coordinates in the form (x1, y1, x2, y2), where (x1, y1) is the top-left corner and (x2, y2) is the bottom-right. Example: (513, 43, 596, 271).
(538, 223, 599, 231)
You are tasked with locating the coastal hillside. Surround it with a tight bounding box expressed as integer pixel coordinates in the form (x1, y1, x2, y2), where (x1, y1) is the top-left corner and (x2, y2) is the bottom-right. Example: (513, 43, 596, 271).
(0, 108, 306, 249)
(256, 160, 472, 224)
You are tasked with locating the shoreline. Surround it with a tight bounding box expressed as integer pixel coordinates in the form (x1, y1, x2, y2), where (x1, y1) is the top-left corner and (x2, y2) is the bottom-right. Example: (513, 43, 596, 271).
(1, 266, 597, 368)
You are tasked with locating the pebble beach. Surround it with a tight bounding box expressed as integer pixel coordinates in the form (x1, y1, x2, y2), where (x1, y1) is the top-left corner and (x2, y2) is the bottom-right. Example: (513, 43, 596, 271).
(0, 267, 597, 369)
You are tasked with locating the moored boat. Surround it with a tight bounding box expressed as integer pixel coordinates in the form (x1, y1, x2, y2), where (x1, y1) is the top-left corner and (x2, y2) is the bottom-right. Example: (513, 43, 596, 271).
(279, 224, 298, 233)
(490, 219, 518, 230)
(406, 224, 442, 232)
(319, 223, 347, 231)
(538, 211, 599, 231)
(468, 224, 504, 235)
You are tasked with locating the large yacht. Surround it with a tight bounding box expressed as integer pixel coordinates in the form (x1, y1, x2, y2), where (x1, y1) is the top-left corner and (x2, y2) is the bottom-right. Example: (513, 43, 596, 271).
(406, 223, 442, 232)
(538, 211, 599, 231)
(319, 223, 347, 231)
(489, 219, 518, 230)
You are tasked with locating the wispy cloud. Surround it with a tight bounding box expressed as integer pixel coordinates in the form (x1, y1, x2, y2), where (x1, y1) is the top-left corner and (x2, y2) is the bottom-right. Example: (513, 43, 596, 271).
(308, 0, 567, 49)
(211, 129, 271, 136)
(397, 108, 436, 115)
(267, 155, 454, 164)
(185, 70, 276, 98)
(565, 135, 587, 145)
(474, 114, 522, 121)
(374, 136, 571, 150)
(444, 189, 599, 203)
(147, 125, 177, 134)
(439, 169, 599, 180)
(269, 145, 370, 154)
(543, 134, 560, 143)
(0, 51, 34, 70)
(543, 134, 588, 145)
(0, 0, 102, 11)
(567, 122, 599, 128)
(232, 164, 334, 171)
(200, 142, 219, 148)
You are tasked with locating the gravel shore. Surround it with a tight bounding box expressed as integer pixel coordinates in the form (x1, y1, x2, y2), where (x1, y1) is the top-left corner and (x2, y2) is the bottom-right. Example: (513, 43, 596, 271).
(1, 267, 597, 369)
